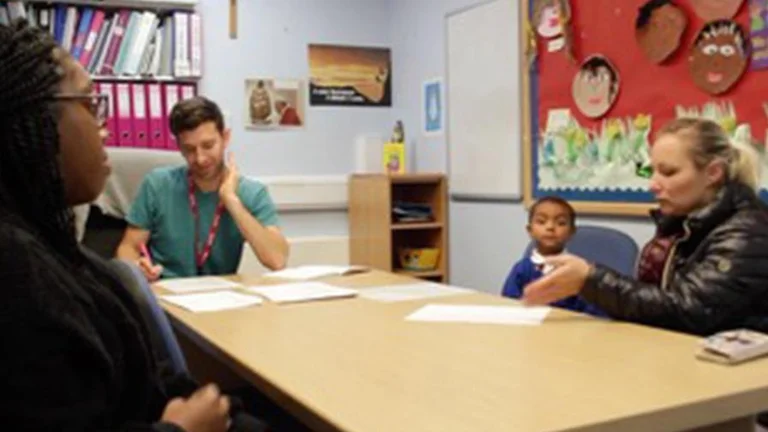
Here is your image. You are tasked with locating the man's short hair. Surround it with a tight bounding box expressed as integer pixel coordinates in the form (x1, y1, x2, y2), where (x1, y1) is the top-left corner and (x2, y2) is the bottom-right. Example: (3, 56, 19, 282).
(169, 96, 225, 136)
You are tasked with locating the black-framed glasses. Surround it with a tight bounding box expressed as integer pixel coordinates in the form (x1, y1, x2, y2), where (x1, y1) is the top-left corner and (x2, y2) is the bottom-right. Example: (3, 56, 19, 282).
(53, 93, 110, 125)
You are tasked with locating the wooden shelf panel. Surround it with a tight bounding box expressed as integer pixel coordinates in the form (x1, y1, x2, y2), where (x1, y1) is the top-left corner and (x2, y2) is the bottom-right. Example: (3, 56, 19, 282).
(394, 269, 443, 278)
(350, 173, 444, 184)
(389, 173, 444, 184)
(391, 221, 443, 231)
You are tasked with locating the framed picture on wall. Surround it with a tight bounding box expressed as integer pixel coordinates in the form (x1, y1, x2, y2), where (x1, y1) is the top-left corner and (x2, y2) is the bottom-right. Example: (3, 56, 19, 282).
(308, 44, 392, 107)
(245, 78, 305, 130)
(422, 77, 444, 136)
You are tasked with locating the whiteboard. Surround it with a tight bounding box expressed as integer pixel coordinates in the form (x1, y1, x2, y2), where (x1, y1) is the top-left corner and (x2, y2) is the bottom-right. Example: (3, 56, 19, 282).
(446, 0, 520, 201)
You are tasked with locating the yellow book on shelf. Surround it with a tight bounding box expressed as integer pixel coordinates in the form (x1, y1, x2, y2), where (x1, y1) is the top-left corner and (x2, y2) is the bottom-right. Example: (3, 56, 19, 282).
(382, 141, 405, 174)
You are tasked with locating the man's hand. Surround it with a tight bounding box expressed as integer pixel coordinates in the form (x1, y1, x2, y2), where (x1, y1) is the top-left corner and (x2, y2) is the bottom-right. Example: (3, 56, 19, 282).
(219, 152, 240, 206)
(137, 257, 163, 282)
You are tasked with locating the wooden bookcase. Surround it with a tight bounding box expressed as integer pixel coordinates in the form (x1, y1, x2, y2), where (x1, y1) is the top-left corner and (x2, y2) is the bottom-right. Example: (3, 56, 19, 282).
(349, 173, 449, 283)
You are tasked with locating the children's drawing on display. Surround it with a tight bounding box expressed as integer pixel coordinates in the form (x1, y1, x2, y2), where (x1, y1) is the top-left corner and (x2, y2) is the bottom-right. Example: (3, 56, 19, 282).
(750, 0, 768, 70)
(537, 112, 652, 191)
(532, 0, 575, 60)
(688, 20, 749, 95)
(571, 55, 620, 119)
(690, 0, 744, 21)
(635, 0, 688, 64)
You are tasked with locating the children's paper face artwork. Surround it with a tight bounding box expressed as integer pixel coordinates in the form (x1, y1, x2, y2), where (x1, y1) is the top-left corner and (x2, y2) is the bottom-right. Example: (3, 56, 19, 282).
(689, 20, 748, 95)
(751, 0, 767, 32)
(635, 0, 688, 63)
(691, 0, 745, 21)
(534, 0, 564, 38)
(571, 55, 620, 118)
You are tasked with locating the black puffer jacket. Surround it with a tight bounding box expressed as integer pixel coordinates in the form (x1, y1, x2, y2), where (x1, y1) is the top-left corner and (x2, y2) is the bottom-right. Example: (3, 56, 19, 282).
(582, 181, 768, 336)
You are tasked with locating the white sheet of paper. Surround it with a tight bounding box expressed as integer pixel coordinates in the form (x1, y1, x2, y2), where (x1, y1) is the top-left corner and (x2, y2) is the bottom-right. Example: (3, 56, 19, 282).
(247, 282, 358, 304)
(359, 282, 473, 303)
(262, 265, 366, 280)
(547, 37, 565, 52)
(406, 304, 551, 326)
(158, 276, 243, 294)
(160, 291, 263, 313)
(545, 108, 571, 132)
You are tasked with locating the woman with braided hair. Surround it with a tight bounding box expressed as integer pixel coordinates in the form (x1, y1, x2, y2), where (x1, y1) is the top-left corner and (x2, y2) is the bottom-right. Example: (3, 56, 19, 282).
(0, 21, 266, 432)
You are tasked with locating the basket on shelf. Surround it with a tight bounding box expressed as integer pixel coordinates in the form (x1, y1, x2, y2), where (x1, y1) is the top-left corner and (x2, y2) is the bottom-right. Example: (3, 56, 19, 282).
(398, 247, 440, 271)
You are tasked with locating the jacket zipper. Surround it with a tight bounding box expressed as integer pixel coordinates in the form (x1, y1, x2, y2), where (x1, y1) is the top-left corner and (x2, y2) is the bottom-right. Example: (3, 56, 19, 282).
(660, 221, 691, 291)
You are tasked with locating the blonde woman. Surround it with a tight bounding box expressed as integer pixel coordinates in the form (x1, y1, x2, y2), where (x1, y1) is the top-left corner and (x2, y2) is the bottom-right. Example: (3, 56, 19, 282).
(524, 118, 768, 337)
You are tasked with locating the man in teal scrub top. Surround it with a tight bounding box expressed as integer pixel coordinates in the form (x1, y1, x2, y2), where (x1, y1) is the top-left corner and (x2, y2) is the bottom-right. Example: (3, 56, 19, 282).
(117, 97, 289, 281)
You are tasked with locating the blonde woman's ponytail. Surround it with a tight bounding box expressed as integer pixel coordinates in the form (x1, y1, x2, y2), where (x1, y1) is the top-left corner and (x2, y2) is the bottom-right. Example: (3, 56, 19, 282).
(728, 138, 762, 192)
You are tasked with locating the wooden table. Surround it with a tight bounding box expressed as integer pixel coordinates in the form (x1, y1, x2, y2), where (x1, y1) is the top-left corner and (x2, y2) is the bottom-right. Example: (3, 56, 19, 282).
(156, 271, 768, 432)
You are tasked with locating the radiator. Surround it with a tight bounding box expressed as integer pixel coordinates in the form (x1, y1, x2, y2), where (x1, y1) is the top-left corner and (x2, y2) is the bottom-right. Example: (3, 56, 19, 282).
(237, 235, 350, 276)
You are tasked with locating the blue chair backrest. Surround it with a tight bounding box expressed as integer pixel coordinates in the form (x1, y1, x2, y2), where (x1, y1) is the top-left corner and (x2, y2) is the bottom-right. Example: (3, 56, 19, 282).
(524, 225, 639, 276)
(109, 259, 188, 374)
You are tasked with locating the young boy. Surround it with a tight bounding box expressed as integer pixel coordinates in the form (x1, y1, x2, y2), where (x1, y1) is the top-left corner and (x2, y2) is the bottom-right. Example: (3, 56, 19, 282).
(501, 196, 605, 316)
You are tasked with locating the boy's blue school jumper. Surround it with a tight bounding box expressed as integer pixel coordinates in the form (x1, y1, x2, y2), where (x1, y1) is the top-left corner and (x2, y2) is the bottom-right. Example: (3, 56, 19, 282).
(501, 255, 607, 317)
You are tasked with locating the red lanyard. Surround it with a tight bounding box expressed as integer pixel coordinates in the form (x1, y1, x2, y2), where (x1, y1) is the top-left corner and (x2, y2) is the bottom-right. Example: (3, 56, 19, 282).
(188, 175, 225, 274)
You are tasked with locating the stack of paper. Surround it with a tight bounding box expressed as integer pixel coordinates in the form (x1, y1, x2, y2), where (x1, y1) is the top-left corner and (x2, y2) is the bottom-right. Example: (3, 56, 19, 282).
(160, 291, 263, 313)
(262, 265, 368, 281)
(406, 304, 550, 326)
(247, 282, 358, 304)
(359, 282, 473, 303)
(157, 276, 243, 294)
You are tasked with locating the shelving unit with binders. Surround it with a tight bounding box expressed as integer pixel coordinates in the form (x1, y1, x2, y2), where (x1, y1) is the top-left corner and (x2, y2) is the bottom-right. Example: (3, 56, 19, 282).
(2, 0, 203, 150)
